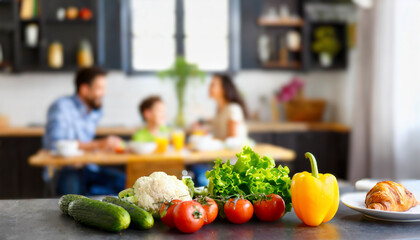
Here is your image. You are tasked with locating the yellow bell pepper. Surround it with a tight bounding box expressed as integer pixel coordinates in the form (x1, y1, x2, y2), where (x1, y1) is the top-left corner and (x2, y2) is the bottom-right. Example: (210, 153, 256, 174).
(291, 152, 339, 226)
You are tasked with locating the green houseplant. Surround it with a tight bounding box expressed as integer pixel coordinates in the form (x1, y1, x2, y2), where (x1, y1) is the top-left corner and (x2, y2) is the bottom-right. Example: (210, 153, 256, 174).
(312, 26, 341, 67)
(158, 56, 205, 127)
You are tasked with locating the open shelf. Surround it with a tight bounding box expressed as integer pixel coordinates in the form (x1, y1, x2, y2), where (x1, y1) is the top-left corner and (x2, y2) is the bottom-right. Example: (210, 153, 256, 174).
(46, 19, 96, 25)
(241, 0, 349, 72)
(288, 47, 302, 53)
(20, 19, 40, 23)
(262, 61, 301, 69)
(258, 18, 304, 27)
(0, 0, 99, 72)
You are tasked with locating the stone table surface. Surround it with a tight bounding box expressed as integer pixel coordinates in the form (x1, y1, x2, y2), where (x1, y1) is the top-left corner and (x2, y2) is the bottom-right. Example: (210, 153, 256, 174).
(1, 188, 420, 240)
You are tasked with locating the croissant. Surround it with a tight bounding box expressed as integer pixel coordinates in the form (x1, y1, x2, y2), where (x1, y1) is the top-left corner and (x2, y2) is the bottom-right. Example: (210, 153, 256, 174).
(365, 181, 418, 211)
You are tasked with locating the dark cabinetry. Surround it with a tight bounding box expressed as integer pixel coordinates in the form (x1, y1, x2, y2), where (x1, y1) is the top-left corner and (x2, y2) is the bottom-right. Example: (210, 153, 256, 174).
(249, 131, 349, 179)
(0, 137, 20, 198)
(0, 130, 349, 199)
(0, 137, 43, 199)
(240, 0, 350, 71)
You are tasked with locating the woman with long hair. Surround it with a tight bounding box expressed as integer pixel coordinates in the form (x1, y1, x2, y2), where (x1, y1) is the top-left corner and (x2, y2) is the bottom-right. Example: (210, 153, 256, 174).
(209, 74, 248, 139)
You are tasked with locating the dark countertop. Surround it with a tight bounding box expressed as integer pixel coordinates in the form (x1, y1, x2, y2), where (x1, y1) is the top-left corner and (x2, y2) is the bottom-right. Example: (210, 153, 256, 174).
(1, 188, 419, 240)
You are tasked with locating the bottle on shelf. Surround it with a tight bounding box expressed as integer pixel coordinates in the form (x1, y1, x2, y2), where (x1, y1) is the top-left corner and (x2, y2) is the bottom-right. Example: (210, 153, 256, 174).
(279, 37, 288, 66)
(77, 39, 94, 68)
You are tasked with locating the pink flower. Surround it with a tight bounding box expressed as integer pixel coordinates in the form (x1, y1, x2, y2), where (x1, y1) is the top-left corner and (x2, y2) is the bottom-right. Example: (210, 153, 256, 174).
(277, 77, 305, 102)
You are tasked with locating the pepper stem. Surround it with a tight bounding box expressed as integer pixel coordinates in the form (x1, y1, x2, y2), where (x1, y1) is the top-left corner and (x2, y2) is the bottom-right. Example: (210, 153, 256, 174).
(305, 152, 319, 178)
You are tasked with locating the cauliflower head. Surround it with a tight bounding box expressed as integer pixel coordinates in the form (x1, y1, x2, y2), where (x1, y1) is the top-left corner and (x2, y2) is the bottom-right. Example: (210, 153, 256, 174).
(132, 172, 192, 214)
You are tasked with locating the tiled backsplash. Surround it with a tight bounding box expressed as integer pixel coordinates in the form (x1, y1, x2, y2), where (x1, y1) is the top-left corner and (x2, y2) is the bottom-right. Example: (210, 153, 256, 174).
(0, 68, 354, 127)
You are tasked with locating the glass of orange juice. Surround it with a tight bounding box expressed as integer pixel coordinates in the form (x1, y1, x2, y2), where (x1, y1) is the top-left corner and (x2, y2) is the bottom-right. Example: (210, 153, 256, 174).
(172, 130, 185, 152)
(155, 134, 169, 153)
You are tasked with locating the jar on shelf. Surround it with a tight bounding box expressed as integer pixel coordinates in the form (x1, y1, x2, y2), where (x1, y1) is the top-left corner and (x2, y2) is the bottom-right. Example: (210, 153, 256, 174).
(48, 41, 64, 69)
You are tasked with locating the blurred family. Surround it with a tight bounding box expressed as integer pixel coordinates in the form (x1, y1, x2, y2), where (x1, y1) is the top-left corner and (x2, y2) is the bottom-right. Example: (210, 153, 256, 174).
(132, 96, 169, 142)
(43, 67, 125, 195)
(43, 67, 249, 195)
(209, 74, 248, 140)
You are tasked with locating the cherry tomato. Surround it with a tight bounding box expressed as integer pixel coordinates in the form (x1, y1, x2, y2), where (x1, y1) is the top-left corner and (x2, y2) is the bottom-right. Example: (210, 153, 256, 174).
(159, 199, 182, 228)
(254, 194, 285, 222)
(196, 197, 218, 225)
(173, 200, 207, 233)
(224, 198, 254, 224)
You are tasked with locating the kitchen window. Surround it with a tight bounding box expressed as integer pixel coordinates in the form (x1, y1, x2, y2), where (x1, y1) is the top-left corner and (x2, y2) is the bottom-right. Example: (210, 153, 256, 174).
(125, 0, 236, 73)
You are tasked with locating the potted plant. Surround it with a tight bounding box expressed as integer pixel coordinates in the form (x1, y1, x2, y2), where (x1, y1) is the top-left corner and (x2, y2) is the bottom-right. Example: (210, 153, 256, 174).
(312, 26, 341, 67)
(158, 56, 205, 127)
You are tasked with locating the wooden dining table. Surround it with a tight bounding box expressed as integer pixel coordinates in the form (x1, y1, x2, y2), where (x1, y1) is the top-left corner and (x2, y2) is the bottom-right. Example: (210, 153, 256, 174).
(29, 144, 296, 188)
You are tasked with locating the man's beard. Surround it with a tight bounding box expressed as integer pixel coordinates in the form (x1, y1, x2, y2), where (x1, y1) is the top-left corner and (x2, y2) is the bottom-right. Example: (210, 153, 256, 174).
(85, 98, 102, 110)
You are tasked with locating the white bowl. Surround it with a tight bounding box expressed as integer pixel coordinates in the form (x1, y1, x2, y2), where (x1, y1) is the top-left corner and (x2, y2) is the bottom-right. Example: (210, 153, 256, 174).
(128, 141, 157, 154)
(56, 140, 79, 157)
(225, 137, 256, 150)
(225, 137, 245, 150)
(194, 138, 224, 151)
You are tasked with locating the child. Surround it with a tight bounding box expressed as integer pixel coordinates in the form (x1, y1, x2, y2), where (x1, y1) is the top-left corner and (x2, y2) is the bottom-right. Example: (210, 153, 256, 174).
(132, 96, 169, 142)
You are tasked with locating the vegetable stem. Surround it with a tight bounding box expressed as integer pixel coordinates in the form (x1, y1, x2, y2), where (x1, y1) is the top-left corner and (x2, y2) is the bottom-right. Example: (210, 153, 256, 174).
(305, 152, 319, 178)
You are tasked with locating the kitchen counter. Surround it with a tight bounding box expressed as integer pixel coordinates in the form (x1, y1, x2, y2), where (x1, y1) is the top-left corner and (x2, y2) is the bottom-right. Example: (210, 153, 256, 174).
(0, 122, 350, 137)
(1, 188, 418, 240)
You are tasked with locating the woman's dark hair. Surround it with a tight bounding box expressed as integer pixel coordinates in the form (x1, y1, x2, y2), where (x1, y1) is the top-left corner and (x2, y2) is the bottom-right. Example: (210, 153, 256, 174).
(139, 96, 162, 120)
(214, 74, 248, 119)
(75, 66, 107, 93)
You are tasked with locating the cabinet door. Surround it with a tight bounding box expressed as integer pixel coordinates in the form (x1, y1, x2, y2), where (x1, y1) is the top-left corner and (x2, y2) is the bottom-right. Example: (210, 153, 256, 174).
(249, 132, 273, 144)
(331, 132, 349, 179)
(272, 133, 298, 172)
(0, 137, 20, 199)
(295, 132, 331, 174)
(240, 0, 261, 69)
(17, 137, 44, 198)
(272, 133, 298, 149)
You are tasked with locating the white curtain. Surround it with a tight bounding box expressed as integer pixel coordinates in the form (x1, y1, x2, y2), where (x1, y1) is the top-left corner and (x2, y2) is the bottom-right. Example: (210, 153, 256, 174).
(349, 0, 420, 181)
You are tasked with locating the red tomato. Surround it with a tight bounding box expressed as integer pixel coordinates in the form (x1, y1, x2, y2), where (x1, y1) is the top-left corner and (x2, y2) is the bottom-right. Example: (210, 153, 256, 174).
(224, 198, 254, 224)
(159, 199, 182, 228)
(254, 194, 285, 222)
(196, 197, 218, 225)
(173, 200, 207, 233)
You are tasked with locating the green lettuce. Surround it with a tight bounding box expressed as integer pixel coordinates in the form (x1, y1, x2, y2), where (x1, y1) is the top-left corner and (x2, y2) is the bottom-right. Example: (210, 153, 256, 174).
(205, 146, 292, 213)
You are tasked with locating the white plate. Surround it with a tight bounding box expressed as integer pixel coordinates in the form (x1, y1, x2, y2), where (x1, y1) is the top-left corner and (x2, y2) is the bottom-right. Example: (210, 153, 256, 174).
(341, 192, 420, 222)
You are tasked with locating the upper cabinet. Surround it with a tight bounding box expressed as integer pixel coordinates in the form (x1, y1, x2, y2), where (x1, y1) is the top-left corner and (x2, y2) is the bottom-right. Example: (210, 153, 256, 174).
(0, 0, 355, 73)
(240, 0, 354, 71)
(0, 0, 99, 73)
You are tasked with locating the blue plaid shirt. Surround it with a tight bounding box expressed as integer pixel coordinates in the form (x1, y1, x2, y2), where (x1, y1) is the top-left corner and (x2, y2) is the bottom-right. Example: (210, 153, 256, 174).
(43, 95, 103, 150)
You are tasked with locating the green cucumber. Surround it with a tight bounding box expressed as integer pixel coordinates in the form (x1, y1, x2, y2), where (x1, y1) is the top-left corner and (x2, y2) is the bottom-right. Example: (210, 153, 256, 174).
(68, 198, 130, 232)
(102, 196, 154, 230)
(118, 188, 137, 204)
(58, 194, 87, 215)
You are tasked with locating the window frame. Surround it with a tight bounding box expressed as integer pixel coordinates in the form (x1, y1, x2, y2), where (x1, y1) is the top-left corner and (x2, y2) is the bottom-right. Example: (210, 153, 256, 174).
(121, 0, 239, 75)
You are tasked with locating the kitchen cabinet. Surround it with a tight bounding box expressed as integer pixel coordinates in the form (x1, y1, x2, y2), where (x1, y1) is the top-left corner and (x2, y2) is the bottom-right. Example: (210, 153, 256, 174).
(0, 127, 349, 199)
(0, 137, 20, 199)
(249, 131, 349, 179)
(240, 0, 350, 71)
(0, 0, 99, 72)
(17, 137, 44, 198)
(0, 137, 43, 199)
